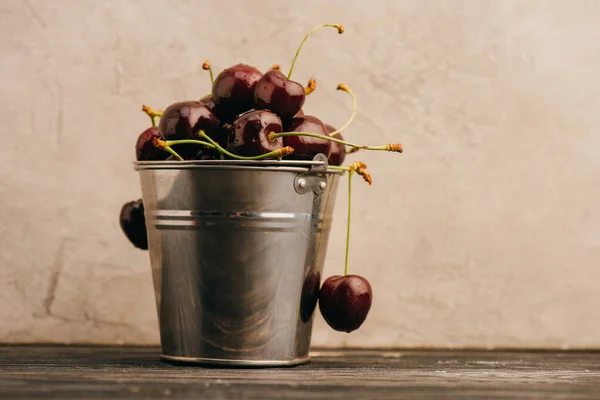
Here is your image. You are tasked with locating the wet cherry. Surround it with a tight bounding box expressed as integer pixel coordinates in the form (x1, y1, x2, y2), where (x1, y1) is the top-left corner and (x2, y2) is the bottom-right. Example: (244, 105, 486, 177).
(254, 70, 305, 119)
(231, 110, 283, 156)
(135, 127, 169, 161)
(159, 100, 220, 158)
(319, 275, 372, 333)
(212, 64, 262, 116)
(119, 199, 148, 250)
(283, 115, 332, 159)
(159, 101, 219, 140)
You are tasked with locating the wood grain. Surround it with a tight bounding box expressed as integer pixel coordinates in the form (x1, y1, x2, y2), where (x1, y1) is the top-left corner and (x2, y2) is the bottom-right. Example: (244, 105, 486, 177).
(1, 346, 599, 399)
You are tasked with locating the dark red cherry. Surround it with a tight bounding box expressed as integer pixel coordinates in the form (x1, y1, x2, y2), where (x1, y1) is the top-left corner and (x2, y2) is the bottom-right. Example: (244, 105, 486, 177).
(135, 127, 169, 161)
(158, 101, 220, 158)
(325, 124, 346, 166)
(319, 275, 372, 333)
(159, 101, 219, 141)
(254, 70, 305, 119)
(119, 199, 148, 250)
(299, 270, 321, 323)
(283, 115, 332, 160)
(212, 64, 262, 116)
(231, 110, 283, 156)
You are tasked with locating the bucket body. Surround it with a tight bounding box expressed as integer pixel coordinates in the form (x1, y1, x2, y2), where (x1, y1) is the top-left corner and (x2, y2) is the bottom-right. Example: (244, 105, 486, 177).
(134, 155, 341, 366)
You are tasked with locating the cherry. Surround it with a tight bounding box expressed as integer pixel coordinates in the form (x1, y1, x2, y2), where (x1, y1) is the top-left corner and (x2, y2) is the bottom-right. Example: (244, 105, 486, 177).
(318, 275, 372, 333)
(254, 70, 305, 119)
(318, 164, 373, 333)
(300, 270, 321, 323)
(158, 100, 219, 158)
(325, 124, 346, 166)
(119, 199, 148, 250)
(135, 127, 169, 161)
(159, 101, 219, 140)
(231, 110, 283, 156)
(283, 115, 332, 159)
(212, 63, 262, 116)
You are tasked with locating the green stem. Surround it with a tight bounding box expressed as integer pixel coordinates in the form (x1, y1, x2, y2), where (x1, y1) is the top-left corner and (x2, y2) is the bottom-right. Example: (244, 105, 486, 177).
(163, 146, 183, 161)
(344, 170, 354, 276)
(150, 115, 159, 127)
(270, 131, 399, 152)
(165, 139, 215, 148)
(287, 23, 344, 79)
(202, 61, 214, 85)
(198, 131, 292, 160)
(327, 165, 348, 172)
(329, 84, 356, 137)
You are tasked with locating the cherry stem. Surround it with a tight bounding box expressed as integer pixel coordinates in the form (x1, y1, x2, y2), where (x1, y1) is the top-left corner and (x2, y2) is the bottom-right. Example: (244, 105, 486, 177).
(328, 84, 356, 137)
(202, 60, 214, 86)
(142, 105, 163, 127)
(287, 23, 344, 79)
(269, 132, 403, 153)
(344, 170, 354, 276)
(165, 139, 215, 149)
(305, 78, 316, 95)
(163, 146, 184, 161)
(329, 162, 372, 185)
(197, 130, 295, 160)
(152, 137, 183, 161)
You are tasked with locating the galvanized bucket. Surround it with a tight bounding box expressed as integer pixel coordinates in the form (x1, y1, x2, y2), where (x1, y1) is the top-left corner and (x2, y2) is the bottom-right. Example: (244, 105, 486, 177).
(134, 154, 342, 366)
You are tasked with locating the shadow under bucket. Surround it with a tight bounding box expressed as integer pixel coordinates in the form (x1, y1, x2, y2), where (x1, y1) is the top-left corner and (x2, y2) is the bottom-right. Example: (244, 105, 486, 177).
(134, 154, 343, 367)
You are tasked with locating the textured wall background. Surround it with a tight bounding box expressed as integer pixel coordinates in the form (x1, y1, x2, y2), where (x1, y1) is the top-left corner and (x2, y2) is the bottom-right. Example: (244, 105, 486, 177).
(1, 0, 600, 348)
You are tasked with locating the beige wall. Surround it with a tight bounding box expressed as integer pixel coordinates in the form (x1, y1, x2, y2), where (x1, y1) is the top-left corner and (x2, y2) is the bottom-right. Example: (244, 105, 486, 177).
(1, 0, 599, 348)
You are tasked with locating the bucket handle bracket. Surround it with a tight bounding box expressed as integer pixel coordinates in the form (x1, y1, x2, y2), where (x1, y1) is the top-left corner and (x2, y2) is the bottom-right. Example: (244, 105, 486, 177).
(294, 153, 329, 196)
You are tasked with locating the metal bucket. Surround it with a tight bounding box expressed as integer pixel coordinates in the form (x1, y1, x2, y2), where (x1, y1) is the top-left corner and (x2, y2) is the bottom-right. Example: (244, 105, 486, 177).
(134, 154, 342, 366)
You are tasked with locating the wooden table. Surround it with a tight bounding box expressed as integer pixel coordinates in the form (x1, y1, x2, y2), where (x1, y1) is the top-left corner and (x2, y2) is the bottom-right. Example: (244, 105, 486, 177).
(1, 346, 599, 399)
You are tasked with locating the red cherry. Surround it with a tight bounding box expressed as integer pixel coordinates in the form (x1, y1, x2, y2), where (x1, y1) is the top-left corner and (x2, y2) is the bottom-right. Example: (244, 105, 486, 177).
(319, 275, 372, 333)
(254, 70, 306, 119)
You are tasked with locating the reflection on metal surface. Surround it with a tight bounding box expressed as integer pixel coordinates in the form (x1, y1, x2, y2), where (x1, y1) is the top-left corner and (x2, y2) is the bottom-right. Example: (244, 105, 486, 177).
(137, 156, 340, 366)
(151, 210, 324, 232)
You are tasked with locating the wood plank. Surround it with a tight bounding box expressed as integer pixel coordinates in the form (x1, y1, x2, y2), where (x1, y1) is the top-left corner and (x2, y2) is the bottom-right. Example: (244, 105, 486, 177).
(1, 346, 599, 399)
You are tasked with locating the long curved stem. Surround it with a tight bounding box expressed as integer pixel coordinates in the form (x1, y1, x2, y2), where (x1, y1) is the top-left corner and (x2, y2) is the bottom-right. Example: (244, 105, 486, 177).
(329, 84, 357, 137)
(197, 130, 294, 160)
(270, 131, 403, 153)
(287, 23, 344, 79)
(165, 139, 215, 148)
(344, 171, 354, 276)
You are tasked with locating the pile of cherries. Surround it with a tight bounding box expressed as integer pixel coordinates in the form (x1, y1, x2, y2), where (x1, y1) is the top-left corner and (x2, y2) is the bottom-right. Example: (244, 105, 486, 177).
(120, 24, 403, 334)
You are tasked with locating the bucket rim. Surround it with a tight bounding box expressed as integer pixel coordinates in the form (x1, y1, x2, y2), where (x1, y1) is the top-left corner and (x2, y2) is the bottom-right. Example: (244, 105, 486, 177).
(133, 158, 345, 174)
